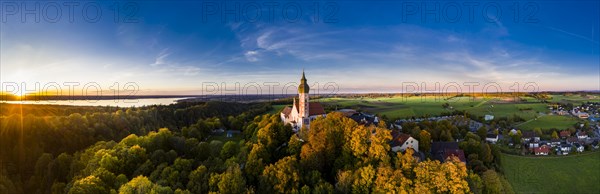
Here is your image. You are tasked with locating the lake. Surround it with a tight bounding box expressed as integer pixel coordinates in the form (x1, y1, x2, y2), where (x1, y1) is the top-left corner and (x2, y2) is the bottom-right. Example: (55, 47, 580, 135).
(0, 98, 188, 107)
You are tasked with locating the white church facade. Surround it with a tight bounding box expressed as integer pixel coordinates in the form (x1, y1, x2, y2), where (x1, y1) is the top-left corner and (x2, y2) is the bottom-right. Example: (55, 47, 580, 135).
(280, 71, 326, 130)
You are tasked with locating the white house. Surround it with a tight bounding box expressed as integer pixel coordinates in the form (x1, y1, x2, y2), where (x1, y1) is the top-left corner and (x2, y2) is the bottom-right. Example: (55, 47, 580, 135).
(485, 134, 498, 144)
(577, 131, 588, 140)
(559, 143, 571, 154)
(574, 143, 584, 153)
(391, 133, 419, 153)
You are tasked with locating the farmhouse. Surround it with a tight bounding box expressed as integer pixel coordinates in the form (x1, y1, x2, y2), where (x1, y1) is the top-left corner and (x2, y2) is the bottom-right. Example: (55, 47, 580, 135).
(280, 71, 326, 130)
(391, 131, 419, 152)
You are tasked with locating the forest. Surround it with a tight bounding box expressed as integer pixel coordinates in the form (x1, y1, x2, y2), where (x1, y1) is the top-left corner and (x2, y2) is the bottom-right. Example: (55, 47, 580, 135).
(1, 101, 510, 193)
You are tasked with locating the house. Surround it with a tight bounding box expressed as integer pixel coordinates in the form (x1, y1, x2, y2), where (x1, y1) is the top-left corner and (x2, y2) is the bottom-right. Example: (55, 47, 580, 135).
(578, 112, 589, 119)
(484, 114, 494, 121)
(521, 131, 539, 143)
(559, 130, 571, 139)
(390, 132, 419, 152)
(485, 134, 498, 144)
(559, 143, 571, 154)
(567, 137, 579, 144)
(573, 143, 584, 152)
(550, 139, 561, 147)
(533, 145, 550, 155)
(509, 129, 518, 135)
(280, 71, 327, 130)
(349, 112, 379, 126)
(528, 139, 540, 150)
(431, 142, 466, 163)
(576, 131, 588, 139)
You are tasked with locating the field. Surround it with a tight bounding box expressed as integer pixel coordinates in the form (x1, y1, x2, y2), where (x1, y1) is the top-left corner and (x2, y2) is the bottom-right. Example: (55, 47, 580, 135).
(267, 104, 288, 115)
(547, 94, 599, 103)
(317, 96, 550, 120)
(502, 152, 600, 194)
(517, 115, 579, 131)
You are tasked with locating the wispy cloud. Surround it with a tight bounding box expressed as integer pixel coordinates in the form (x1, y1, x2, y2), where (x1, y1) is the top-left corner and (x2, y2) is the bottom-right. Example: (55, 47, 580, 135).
(150, 48, 171, 66)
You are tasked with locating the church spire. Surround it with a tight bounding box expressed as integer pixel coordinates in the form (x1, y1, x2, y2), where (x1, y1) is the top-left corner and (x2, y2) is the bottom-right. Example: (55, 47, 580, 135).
(298, 70, 309, 93)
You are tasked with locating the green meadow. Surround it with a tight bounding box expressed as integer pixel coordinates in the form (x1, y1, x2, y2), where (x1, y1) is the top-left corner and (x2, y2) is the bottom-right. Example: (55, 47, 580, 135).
(502, 152, 600, 194)
(317, 96, 551, 120)
(547, 94, 599, 103)
(517, 115, 579, 131)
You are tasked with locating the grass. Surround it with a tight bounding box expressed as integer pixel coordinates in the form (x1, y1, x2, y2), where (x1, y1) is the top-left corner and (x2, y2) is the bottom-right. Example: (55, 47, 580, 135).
(318, 96, 551, 120)
(266, 104, 287, 115)
(502, 152, 600, 194)
(517, 115, 579, 131)
(547, 94, 600, 103)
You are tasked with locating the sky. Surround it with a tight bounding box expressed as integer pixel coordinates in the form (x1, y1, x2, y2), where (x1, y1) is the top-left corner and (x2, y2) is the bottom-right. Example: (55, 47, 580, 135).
(1, 0, 599, 95)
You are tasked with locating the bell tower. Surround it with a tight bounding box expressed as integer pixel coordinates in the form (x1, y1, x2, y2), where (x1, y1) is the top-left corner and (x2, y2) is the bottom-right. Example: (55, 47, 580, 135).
(298, 70, 310, 121)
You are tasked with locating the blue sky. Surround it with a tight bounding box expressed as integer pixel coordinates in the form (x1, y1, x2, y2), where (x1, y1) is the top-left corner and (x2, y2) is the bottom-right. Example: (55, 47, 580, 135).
(1, 1, 599, 95)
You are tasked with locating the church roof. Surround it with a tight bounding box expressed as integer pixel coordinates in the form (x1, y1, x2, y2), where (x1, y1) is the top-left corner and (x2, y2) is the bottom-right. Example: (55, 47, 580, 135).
(281, 106, 292, 117)
(293, 100, 326, 116)
(308, 102, 326, 115)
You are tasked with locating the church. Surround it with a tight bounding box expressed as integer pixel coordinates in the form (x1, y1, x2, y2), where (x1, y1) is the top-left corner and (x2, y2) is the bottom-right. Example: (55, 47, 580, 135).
(280, 71, 326, 130)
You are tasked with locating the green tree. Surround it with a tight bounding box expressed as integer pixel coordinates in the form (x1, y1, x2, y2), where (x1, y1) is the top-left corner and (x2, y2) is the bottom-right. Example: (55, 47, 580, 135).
(187, 165, 209, 194)
(477, 126, 488, 140)
(481, 170, 502, 194)
(533, 127, 543, 137)
(480, 143, 493, 164)
(210, 165, 246, 194)
(68, 176, 108, 194)
(221, 141, 239, 159)
(260, 156, 301, 193)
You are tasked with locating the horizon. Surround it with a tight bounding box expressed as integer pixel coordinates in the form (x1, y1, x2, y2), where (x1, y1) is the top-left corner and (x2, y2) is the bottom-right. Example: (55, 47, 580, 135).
(1, 1, 599, 95)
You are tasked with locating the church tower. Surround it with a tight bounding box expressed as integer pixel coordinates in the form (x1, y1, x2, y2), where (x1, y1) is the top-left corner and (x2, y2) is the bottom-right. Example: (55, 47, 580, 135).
(298, 70, 310, 124)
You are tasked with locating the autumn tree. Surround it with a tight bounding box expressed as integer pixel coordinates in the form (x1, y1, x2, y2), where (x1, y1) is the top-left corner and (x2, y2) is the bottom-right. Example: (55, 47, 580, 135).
(259, 156, 301, 193)
(419, 130, 432, 153)
(552, 130, 559, 139)
(413, 157, 470, 194)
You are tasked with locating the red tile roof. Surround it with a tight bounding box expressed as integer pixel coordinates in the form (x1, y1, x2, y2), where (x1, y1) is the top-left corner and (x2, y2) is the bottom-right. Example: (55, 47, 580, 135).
(281, 106, 292, 117)
(391, 133, 412, 147)
(293, 100, 326, 116)
(534, 146, 550, 154)
(309, 102, 326, 116)
(443, 149, 466, 163)
(560, 130, 571, 138)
